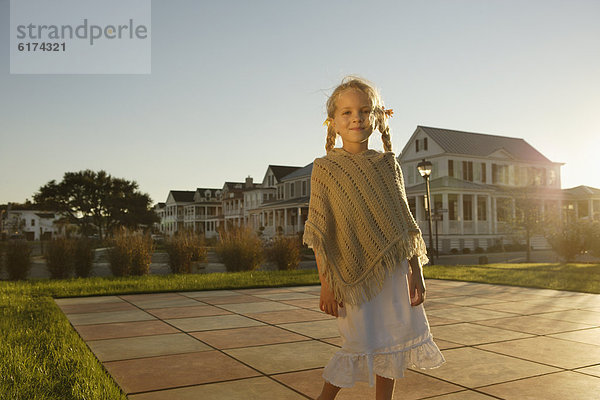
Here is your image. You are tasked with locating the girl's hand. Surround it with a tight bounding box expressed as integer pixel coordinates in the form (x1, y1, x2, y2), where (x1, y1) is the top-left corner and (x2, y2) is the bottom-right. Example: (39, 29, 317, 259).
(408, 266, 426, 306)
(320, 284, 343, 317)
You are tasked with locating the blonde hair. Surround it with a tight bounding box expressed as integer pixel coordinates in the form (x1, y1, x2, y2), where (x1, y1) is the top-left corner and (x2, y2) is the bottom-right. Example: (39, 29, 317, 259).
(324, 76, 392, 153)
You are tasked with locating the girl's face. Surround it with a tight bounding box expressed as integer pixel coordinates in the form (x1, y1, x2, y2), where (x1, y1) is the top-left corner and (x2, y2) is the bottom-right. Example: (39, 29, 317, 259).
(331, 89, 374, 153)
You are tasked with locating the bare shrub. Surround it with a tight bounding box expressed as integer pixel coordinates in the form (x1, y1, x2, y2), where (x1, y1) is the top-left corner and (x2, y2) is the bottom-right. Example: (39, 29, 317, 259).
(165, 230, 207, 274)
(215, 226, 264, 272)
(108, 228, 154, 277)
(265, 235, 301, 270)
(6, 240, 31, 280)
(45, 237, 74, 279)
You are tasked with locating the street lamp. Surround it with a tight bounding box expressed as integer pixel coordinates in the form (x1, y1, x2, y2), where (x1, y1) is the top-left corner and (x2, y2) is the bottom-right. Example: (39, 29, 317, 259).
(417, 159, 435, 265)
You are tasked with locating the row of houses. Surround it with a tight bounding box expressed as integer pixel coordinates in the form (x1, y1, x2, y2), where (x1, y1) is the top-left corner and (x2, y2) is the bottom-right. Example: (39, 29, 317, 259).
(3, 126, 598, 252)
(154, 126, 600, 253)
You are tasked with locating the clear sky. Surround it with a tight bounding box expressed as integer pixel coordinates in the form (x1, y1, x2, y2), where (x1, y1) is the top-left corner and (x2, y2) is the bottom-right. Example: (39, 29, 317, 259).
(1, 0, 599, 206)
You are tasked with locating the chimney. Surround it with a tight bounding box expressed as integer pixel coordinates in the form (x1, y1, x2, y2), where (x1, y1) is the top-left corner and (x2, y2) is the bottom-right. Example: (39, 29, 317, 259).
(245, 176, 253, 188)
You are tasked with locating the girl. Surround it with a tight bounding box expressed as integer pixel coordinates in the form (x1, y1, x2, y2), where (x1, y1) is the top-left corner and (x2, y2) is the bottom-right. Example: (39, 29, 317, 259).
(303, 76, 445, 400)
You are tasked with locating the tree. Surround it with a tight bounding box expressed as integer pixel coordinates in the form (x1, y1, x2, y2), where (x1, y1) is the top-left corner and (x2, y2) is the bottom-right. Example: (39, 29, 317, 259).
(33, 170, 159, 239)
(503, 187, 547, 262)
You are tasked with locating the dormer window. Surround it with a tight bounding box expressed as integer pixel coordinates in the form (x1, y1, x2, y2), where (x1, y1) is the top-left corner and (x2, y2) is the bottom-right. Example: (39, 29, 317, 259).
(204, 189, 211, 198)
(424, 137, 428, 151)
(415, 139, 420, 152)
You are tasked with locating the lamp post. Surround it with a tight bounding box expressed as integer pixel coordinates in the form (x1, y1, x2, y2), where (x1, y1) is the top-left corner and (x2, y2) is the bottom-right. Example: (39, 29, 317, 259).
(417, 159, 435, 265)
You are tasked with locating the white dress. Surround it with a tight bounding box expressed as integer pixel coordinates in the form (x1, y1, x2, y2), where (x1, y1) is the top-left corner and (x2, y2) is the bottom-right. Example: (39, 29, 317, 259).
(323, 258, 445, 388)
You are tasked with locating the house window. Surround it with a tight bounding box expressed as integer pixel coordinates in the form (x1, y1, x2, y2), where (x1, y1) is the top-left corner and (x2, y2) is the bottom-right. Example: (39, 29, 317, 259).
(448, 194, 458, 220)
(415, 139, 420, 152)
(578, 201, 589, 218)
(477, 196, 487, 221)
(462, 161, 473, 182)
(424, 137, 428, 151)
(433, 194, 443, 218)
(302, 180, 307, 196)
(463, 195, 473, 221)
(496, 198, 511, 222)
(290, 182, 295, 197)
(481, 163, 487, 183)
(448, 160, 454, 178)
(31, 219, 35, 226)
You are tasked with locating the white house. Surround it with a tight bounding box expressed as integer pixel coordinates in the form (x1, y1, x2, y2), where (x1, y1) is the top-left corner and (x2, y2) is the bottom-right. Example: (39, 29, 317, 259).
(399, 126, 567, 252)
(4, 209, 63, 240)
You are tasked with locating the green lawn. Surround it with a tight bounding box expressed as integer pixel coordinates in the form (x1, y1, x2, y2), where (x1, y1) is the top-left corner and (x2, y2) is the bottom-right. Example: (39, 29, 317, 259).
(1, 263, 598, 399)
(424, 263, 600, 294)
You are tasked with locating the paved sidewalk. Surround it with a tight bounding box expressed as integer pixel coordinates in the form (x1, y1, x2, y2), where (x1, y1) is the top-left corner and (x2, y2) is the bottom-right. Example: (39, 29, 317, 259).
(55, 280, 600, 399)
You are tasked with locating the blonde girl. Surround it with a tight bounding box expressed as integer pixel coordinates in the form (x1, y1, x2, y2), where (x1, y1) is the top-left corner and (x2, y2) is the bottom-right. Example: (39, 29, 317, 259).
(303, 76, 445, 400)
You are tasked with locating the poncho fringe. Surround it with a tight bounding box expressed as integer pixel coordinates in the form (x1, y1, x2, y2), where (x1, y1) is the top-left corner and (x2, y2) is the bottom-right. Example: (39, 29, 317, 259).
(303, 148, 429, 306)
(304, 222, 428, 306)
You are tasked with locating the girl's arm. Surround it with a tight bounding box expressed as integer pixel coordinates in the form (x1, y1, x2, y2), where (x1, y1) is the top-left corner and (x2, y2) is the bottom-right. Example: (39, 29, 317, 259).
(408, 255, 426, 306)
(315, 251, 343, 317)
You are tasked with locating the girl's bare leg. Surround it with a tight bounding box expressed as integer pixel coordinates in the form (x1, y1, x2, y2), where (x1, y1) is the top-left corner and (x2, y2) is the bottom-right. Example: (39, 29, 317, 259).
(317, 380, 341, 400)
(376, 375, 395, 400)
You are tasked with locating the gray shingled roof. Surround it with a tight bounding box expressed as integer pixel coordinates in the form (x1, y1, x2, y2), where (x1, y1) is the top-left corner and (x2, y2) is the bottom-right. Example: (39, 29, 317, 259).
(281, 163, 313, 181)
(270, 165, 302, 181)
(563, 185, 600, 197)
(169, 190, 195, 202)
(418, 126, 552, 163)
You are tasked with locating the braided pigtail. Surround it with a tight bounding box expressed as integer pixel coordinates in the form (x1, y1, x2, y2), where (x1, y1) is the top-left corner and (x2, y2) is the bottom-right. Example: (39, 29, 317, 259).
(377, 107, 393, 152)
(325, 123, 337, 153)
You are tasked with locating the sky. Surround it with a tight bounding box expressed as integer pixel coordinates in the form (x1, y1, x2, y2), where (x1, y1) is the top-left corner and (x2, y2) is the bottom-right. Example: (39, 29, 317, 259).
(1, 0, 599, 206)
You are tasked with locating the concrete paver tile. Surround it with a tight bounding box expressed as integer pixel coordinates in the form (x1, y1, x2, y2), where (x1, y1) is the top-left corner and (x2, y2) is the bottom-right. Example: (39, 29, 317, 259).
(191, 325, 307, 349)
(200, 295, 264, 305)
(548, 327, 600, 346)
(224, 341, 339, 374)
(128, 377, 306, 400)
(218, 301, 299, 314)
(427, 390, 499, 399)
(179, 289, 239, 298)
(473, 300, 574, 315)
(423, 301, 458, 311)
(234, 288, 295, 294)
(146, 305, 231, 319)
(66, 309, 155, 326)
(104, 351, 260, 394)
(253, 292, 319, 301)
(430, 339, 463, 350)
(124, 297, 203, 309)
(278, 319, 340, 339)
(431, 323, 532, 346)
(418, 347, 559, 388)
(428, 296, 509, 307)
(280, 298, 321, 309)
(58, 302, 138, 314)
(165, 314, 265, 332)
(574, 365, 600, 378)
(478, 336, 600, 369)
(479, 371, 600, 400)
(244, 309, 333, 324)
(427, 315, 461, 326)
(54, 295, 124, 306)
(273, 368, 464, 400)
(87, 333, 211, 361)
(426, 306, 517, 322)
(119, 293, 183, 301)
(322, 337, 343, 347)
(535, 309, 600, 325)
(285, 285, 321, 292)
(74, 320, 178, 341)
(474, 314, 594, 335)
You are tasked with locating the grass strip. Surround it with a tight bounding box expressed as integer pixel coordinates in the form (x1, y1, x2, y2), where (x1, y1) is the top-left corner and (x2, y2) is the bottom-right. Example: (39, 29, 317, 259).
(423, 263, 600, 294)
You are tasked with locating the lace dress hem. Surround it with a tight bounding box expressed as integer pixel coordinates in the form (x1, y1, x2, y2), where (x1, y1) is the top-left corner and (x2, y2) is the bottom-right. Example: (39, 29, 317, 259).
(322, 333, 445, 388)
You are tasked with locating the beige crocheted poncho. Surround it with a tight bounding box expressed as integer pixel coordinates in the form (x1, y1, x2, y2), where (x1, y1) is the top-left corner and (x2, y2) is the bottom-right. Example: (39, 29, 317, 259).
(302, 147, 429, 306)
